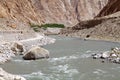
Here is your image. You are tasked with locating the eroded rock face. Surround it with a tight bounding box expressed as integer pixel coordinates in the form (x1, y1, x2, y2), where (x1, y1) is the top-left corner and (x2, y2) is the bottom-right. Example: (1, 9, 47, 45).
(76, 0, 108, 21)
(0, 0, 108, 27)
(97, 0, 120, 17)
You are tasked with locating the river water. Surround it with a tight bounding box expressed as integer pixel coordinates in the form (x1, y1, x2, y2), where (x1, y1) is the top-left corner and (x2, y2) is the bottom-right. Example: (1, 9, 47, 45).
(1, 36, 120, 80)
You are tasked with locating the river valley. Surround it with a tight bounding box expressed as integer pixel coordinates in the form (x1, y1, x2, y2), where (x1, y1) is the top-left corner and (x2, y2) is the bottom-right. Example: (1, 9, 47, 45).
(0, 36, 120, 80)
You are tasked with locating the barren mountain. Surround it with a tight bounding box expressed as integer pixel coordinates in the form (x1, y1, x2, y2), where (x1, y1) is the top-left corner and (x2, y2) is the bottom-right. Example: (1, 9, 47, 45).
(0, 0, 108, 28)
(61, 0, 120, 42)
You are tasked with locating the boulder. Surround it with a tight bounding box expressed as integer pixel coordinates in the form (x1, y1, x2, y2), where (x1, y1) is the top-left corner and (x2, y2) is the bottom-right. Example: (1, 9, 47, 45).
(110, 53, 118, 58)
(23, 46, 49, 60)
(101, 51, 110, 59)
(11, 42, 24, 55)
(0, 68, 26, 80)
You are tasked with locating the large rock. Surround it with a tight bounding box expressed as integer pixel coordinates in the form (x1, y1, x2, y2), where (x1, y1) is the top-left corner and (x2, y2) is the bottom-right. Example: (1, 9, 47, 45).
(11, 42, 24, 55)
(23, 46, 49, 60)
(101, 51, 110, 59)
(0, 68, 26, 80)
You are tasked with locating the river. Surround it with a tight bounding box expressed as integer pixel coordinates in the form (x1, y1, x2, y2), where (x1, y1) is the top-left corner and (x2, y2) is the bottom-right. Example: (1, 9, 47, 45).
(1, 36, 120, 80)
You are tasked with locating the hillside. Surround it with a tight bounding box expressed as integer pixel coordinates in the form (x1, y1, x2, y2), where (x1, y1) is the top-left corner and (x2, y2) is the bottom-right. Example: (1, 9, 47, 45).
(64, 14, 120, 42)
(97, 0, 120, 17)
(61, 0, 120, 42)
(0, 0, 108, 29)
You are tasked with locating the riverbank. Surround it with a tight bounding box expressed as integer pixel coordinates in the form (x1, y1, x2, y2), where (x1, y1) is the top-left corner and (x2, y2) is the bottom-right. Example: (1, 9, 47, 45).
(1, 35, 120, 80)
(0, 31, 56, 80)
(64, 32, 120, 43)
(60, 12, 120, 43)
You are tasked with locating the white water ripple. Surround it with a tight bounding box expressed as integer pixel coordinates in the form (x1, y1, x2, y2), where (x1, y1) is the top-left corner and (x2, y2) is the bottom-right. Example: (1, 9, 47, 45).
(49, 55, 78, 63)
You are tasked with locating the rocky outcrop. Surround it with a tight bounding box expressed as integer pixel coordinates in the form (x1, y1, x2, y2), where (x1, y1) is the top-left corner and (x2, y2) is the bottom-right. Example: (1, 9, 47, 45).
(23, 46, 49, 60)
(0, 68, 26, 80)
(0, 0, 108, 27)
(97, 0, 120, 17)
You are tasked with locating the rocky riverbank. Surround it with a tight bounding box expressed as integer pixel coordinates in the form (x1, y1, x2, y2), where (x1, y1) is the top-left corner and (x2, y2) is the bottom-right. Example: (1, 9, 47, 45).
(60, 11, 120, 42)
(0, 31, 56, 80)
(92, 47, 120, 64)
(0, 31, 55, 63)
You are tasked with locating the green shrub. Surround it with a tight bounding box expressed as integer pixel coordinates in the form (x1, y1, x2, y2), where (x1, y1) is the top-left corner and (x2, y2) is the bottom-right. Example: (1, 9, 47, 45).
(41, 23, 65, 28)
(30, 23, 65, 32)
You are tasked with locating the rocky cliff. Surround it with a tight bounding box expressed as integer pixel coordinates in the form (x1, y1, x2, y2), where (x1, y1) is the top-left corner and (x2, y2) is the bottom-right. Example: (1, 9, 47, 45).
(97, 0, 120, 17)
(0, 0, 108, 27)
(61, 0, 120, 42)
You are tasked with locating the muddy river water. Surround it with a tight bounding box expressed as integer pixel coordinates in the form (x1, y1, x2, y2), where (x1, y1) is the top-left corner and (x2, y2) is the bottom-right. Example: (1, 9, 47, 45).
(1, 36, 120, 80)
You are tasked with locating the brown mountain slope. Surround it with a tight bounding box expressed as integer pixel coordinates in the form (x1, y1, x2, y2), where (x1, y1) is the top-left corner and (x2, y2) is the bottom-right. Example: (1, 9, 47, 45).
(0, 0, 108, 27)
(61, 12, 120, 42)
(97, 0, 120, 17)
(60, 0, 120, 42)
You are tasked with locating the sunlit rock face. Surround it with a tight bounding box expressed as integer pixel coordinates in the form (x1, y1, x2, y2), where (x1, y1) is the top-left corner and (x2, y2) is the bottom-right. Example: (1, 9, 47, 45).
(75, 0, 108, 21)
(0, 0, 108, 26)
(97, 0, 120, 17)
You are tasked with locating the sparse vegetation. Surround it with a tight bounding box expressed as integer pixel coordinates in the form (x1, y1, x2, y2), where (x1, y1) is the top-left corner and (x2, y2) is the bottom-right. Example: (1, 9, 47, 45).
(30, 23, 65, 32)
(41, 23, 65, 28)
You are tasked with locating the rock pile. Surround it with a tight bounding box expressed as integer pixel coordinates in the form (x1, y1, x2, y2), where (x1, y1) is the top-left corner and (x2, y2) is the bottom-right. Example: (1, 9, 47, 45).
(0, 42, 26, 64)
(92, 47, 120, 64)
(0, 42, 15, 64)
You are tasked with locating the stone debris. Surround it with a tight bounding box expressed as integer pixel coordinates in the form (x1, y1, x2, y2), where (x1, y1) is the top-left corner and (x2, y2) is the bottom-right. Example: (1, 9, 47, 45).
(0, 42, 15, 64)
(92, 47, 120, 64)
